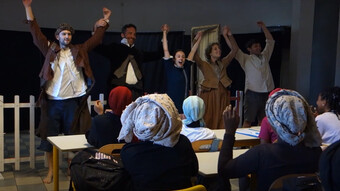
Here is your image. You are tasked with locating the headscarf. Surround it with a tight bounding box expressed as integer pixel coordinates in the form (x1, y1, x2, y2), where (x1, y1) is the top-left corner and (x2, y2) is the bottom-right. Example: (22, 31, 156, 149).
(108, 86, 132, 116)
(265, 89, 321, 147)
(118, 94, 182, 147)
(182, 96, 206, 127)
(55, 23, 75, 36)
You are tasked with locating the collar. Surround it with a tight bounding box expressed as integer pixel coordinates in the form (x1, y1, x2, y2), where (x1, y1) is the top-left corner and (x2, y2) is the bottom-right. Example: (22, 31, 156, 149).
(121, 38, 135, 48)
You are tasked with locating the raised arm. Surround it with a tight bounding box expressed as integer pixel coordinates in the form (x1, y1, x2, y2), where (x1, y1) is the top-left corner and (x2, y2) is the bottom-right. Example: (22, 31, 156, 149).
(221, 26, 238, 63)
(22, 0, 34, 21)
(187, 31, 203, 61)
(257, 21, 273, 40)
(161, 24, 170, 59)
(94, 7, 111, 31)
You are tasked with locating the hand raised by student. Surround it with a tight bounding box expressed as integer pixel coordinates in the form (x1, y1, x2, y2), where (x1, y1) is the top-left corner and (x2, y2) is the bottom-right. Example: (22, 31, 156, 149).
(223, 105, 239, 135)
(94, 100, 104, 115)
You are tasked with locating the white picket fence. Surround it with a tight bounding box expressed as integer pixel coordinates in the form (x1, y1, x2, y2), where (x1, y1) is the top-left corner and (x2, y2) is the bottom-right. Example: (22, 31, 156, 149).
(0, 94, 105, 172)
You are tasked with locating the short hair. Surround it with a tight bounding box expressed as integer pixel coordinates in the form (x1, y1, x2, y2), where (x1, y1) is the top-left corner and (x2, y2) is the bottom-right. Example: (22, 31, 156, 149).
(55, 23, 75, 36)
(205, 42, 220, 61)
(245, 39, 261, 49)
(121, 24, 137, 34)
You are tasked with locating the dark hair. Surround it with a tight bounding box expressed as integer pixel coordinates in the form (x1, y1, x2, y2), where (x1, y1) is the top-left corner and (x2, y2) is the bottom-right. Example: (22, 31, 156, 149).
(173, 49, 185, 57)
(55, 23, 75, 36)
(319, 86, 340, 115)
(121, 24, 137, 34)
(245, 39, 261, 49)
(205, 42, 220, 61)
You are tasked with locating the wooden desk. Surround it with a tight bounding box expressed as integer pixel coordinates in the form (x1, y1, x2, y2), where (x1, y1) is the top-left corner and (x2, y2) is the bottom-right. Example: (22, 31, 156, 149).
(196, 149, 248, 177)
(213, 127, 260, 147)
(47, 134, 93, 191)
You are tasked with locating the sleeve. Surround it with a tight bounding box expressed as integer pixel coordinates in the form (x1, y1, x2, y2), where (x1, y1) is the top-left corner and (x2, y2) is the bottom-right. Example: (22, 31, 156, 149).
(259, 117, 271, 141)
(27, 19, 50, 56)
(218, 133, 259, 179)
(235, 49, 248, 68)
(82, 25, 108, 52)
(261, 39, 275, 61)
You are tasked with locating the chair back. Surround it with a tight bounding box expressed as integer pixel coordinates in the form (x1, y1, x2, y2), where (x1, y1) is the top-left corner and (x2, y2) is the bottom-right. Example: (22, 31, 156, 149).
(191, 139, 222, 152)
(98, 143, 125, 156)
(268, 173, 322, 191)
(175, 184, 207, 191)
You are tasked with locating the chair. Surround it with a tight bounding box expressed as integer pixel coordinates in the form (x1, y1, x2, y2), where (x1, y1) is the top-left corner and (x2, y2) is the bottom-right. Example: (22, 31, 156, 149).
(175, 184, 207, 191)
(98, 143, 125, 156)
(191, 139, 222, 152)
(229, 90, 243, 128)
(268, 173, 322, 191)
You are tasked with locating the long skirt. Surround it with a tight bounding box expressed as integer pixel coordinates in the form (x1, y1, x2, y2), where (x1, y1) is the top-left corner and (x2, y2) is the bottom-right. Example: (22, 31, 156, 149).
(199, 83, 230, 129)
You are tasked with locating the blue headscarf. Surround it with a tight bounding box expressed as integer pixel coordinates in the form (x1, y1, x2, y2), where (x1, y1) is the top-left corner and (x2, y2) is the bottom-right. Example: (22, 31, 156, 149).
(182, 96, 205, 127)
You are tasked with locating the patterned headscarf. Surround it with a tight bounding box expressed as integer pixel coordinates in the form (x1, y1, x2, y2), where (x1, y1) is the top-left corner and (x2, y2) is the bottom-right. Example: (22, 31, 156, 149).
(266, 89, 321, 147)
(118, 94, 182, 147)
(182, 96, 206, 127)
(55, 23, 75, 36)
(108, 86, 132, 116)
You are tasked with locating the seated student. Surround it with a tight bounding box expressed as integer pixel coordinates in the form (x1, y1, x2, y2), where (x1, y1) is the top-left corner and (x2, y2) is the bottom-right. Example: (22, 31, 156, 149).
(180, 96, 216, 142)
(315, 86, 340, 145)
(218, 89, 322, 191)
(118, 94, 198, 191)
(319, 139, 340, 191)
(258, 88, 281, 144)
(86, 86, 132, 148)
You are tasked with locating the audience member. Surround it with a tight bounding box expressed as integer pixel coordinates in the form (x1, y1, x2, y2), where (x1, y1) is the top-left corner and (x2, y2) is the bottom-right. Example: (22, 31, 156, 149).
(258, 88, 281, 144)
(315, 86, 340, 145)
(86, 86, 132, 148)
(218, 89, 322, 191)
(319, 139, 340, 191)
(180, 96, 216, 142)
(191, 26, 238, 129)
(22, 0, 110, 183)
(232, 21, 275, 127)
(118, 94, 198, 190)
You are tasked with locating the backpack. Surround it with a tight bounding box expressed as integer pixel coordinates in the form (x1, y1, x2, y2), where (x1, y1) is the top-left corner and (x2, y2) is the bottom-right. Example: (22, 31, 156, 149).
(70, 148, 132, 191)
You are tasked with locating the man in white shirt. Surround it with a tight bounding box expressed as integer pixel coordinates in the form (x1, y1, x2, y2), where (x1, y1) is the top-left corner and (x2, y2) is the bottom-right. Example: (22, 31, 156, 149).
(234, 21, 275, 127)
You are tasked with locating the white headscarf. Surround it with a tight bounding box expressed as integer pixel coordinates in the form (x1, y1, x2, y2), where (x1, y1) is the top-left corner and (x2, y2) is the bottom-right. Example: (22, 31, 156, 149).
(265, 89, 321, 147)
(118, 94, 182, 147)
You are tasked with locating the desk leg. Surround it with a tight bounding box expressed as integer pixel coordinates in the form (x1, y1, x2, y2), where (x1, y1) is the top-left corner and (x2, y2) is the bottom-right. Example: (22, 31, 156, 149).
(53, 146, 59, 191)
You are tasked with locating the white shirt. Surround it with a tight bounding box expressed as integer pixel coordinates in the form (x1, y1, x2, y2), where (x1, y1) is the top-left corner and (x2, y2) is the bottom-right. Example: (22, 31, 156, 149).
(45, 48, 86, 100)
(235, 39, 275, 93)
(316, 112, 340, 145)
(121, 38, 138, 85)
(180, 125, 216, 142)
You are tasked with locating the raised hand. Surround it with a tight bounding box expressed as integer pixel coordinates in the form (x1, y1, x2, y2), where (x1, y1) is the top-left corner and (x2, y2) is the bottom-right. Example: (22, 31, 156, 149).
(257, 21, 265, 28)
(94, 100, 104, 115)
(223, 105, 240, 135)
(22, 0, 32, 7)
(103, 7, 111, 20)
(161, 24, 169, 33)
(222, 26, 231, 37)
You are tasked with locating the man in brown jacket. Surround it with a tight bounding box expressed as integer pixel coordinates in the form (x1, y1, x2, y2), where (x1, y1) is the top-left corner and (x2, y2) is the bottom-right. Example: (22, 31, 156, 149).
(22, 0, 110, 183)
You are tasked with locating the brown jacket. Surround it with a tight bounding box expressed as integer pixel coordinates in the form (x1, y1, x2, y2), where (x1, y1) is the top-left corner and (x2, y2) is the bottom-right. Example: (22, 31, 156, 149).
(194, 53, 232, 91)
(27, 19, 108, 139)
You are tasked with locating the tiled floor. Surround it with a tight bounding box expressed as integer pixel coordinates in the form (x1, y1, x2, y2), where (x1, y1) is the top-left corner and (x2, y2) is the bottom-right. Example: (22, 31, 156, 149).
(0, 132, 240, 191)
(0, 132, 70, 191)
